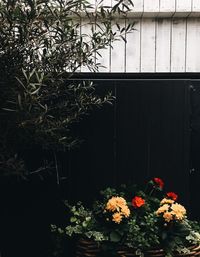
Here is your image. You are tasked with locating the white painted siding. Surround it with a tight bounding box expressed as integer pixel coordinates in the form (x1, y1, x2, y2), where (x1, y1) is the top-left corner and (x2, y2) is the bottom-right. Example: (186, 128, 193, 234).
(140, 19, 156, 72)
(186, 18, 200, 72)
(155, 19, 171, 72)
(110, 19, 126, 72)
(91, 18, 200, 73)
(81, 0, 200, 73)
(126, 19, 141, 72)
(171, 19, 187, 72)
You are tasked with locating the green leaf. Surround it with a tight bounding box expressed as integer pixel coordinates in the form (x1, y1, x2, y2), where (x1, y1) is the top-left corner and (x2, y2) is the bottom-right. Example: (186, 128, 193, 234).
(110, 231, 121, 242)
(70, 217, 77, 223)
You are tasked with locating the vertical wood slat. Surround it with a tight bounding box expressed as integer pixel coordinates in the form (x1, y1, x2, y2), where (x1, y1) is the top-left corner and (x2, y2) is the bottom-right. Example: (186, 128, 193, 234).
(159, 0, 176, 17)
(97, 0, 112, 72)
(192, 0, 200, 11)
(131, 0, 143, 17)
(126, 19, 141, 72)
(175, 0, 192, 17)
(156, 19, 171, 72)
(171, 18, 187, 72)
(186, 18, 200, 72)
(110, 19, 126, 72)
(96, 21, 111, 72)
(141, 19, 156, 72)
(143, 0, 159, 17)
(80, 20, 93, 72)
(176, 0, 192, 11)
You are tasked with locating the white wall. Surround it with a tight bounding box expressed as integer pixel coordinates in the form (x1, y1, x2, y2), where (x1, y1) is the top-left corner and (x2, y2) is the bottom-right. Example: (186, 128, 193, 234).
(81, 0, 200, 73)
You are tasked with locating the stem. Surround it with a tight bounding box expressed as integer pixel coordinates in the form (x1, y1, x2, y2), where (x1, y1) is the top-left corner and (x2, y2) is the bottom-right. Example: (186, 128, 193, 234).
(149, 188, 155, 196)
(53, 151, 60, 185)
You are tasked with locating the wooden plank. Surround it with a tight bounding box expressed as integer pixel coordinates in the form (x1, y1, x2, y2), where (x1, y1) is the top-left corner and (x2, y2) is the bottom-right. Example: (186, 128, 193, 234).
(143, 0, 159, 17)
(171, 18, 187, 72)
(96, 22, 111, 72)
(190, 0, 200, 16)
(102, 0, 112, 7)
(141, 19, 156, 72)
(96, 0, 111, 72)
(110, 19, 126, 72)
(159, 0, 176, 17)
(131, 0, 143, 17)
(156, 19, 171, 72)
(80, 19, 94, 72)
(126, 19, 141, 72)
(186, 18, 200, 72)
(175, 0, 192, 17)
(192, 0, 200, 11)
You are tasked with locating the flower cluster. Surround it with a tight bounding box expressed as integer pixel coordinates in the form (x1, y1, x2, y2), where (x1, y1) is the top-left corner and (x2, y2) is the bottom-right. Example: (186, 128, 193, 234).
(105, 196, 130, 223)
(52, 177, 200, 256)
(156, 198, 186, 222)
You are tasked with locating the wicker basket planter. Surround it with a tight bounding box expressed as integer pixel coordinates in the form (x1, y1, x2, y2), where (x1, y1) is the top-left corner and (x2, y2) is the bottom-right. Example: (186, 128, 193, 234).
(144, 245, 200, 257)
(75, 238, 200, 257)
(174, 245, 200, 257)
(117, 247, 141, 257)
(76, 238, 101, 257)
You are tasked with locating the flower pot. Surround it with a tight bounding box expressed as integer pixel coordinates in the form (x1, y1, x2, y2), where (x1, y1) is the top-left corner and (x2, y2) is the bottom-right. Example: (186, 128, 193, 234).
(173, 245, 200, 257)
(144, 248, 165, 257)
(76, 238, 101, 257)
(144, 245, 200, 257)
(117, 247, 141, 257)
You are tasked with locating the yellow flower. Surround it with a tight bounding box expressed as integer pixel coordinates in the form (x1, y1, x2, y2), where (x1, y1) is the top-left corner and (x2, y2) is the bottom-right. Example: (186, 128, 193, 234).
(105, 196, 129, 213)
(160, 198, 174, 205)
(106, 197, 118, 212)
(121, 205, 130, 217)
(115, 197, 127, 208)
(171, 203, 186, 220)
(156, 204, 169, 215)
(163, 211, 173, 222)
(112, 212, 123, 224)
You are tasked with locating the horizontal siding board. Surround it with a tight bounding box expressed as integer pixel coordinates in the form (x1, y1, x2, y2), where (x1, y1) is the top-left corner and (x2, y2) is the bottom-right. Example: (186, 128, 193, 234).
(126, 19, 141, 72)
(141, 19, 156, 72)
(171, 18, 187, 72)
(186, 18, 200, 72)
(156, 19, 171, 72)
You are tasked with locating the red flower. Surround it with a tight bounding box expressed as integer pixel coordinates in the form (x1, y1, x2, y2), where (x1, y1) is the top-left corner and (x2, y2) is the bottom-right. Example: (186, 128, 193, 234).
(132, 196, 145, 208)
(166, 192, 178, 201)
(153, 177, 164, 189)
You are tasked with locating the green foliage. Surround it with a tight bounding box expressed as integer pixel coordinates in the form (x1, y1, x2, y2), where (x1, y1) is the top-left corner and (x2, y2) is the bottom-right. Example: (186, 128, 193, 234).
(0, 0, 134, 177)
(52, 178, 200, 256)
(62, 201, 108, 242)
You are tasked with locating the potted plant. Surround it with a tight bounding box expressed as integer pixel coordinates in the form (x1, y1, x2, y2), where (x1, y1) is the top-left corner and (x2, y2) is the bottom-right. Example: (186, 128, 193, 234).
(52, 178, 200, 257)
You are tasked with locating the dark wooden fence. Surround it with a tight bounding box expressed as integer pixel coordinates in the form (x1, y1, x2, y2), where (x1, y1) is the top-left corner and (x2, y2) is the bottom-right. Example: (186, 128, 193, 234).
(66, 78, 191, 208)
(1, 75, 200, 257)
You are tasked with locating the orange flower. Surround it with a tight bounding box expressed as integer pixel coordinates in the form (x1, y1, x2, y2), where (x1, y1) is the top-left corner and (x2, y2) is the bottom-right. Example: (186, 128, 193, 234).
(166, 192, 178, 201)
(132, 196, 145, 208)
(112, 212, 123, 224)
(153, 177, 164, 189)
